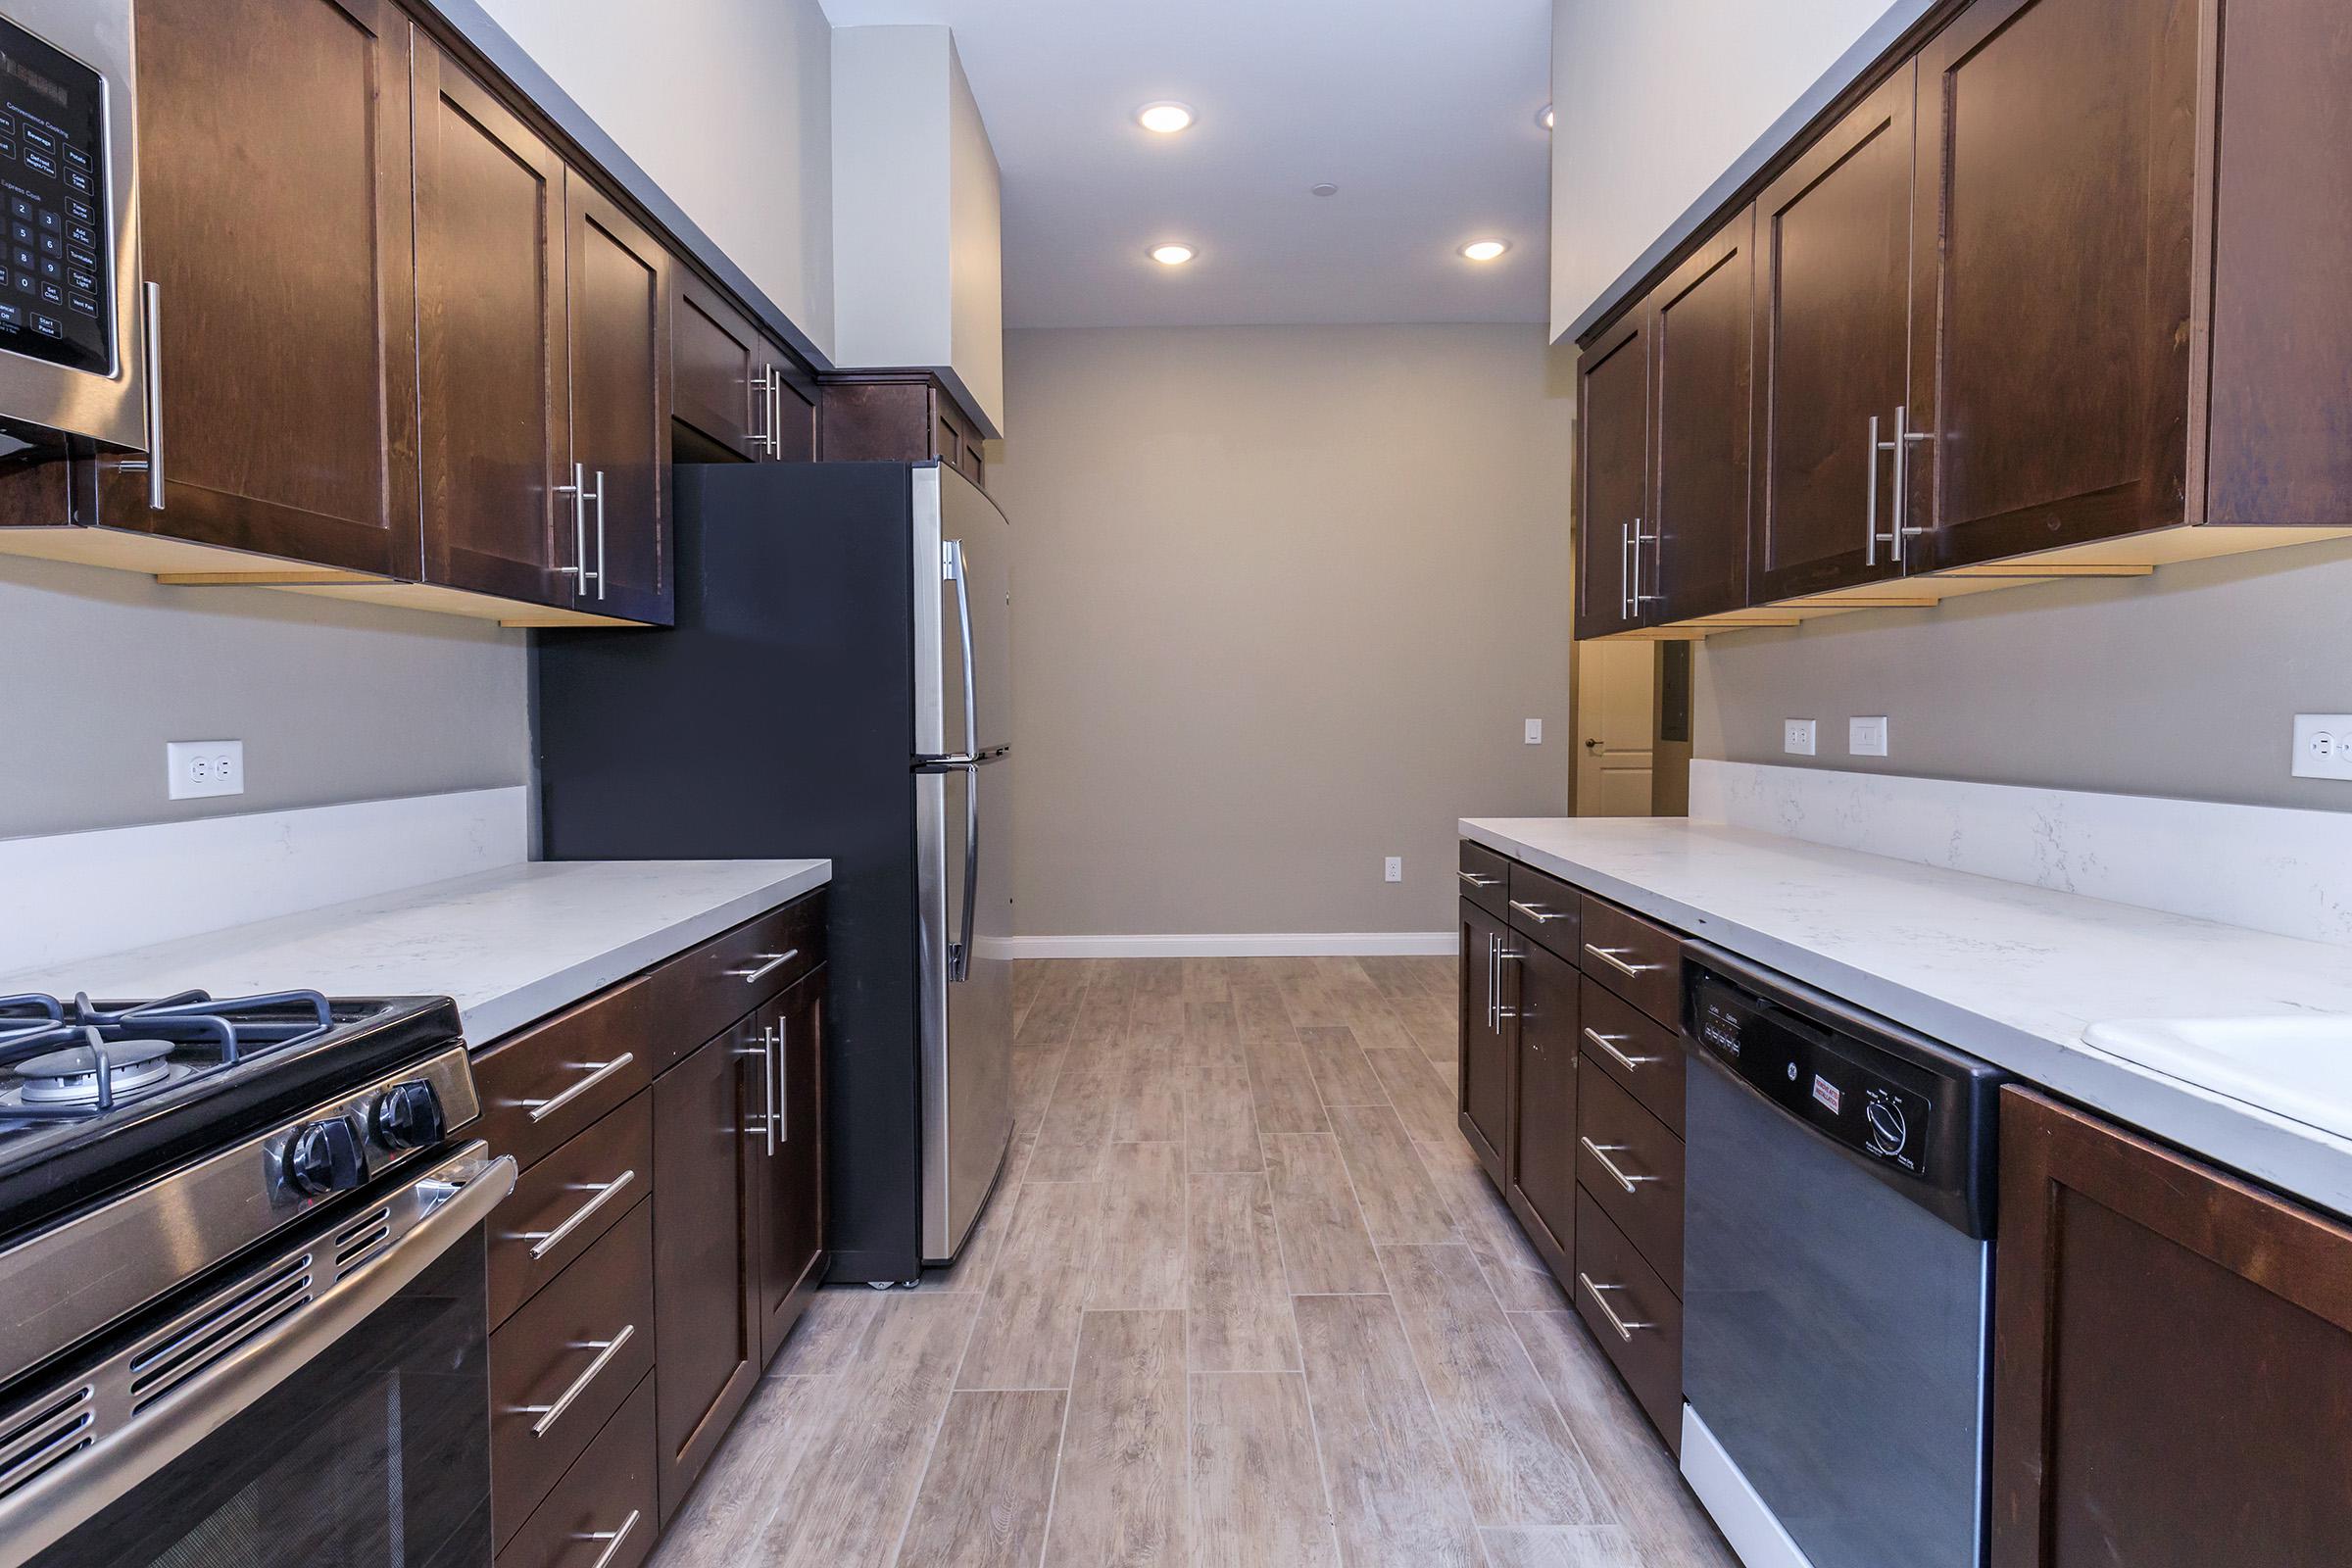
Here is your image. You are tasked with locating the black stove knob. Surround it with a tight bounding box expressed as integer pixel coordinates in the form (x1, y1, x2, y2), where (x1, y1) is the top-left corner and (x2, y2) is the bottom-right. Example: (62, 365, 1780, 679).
(372, 1080, 446, 1151)
(284, 1116, 368, 1198)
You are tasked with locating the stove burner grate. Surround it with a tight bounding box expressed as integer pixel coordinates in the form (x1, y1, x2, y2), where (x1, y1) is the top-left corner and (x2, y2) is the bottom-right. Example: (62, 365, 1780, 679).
(0, 990, 337, 1121)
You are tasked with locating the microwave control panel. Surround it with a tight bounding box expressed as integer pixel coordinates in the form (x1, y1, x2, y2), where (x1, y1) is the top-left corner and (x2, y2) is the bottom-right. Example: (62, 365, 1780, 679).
(0, 16, 109, 375)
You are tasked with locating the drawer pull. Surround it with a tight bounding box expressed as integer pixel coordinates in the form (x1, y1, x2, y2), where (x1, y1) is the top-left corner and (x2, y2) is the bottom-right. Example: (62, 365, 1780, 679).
(520, 1169, 638, 1260)
(727, 948, 802, 984)
(523, 1054, 636, 1124)
(1578, 1273, 1652, 1342)
(1457, 870, 1501, 889)
(1583, 943, 1659, 979)
(1581, 1027, 1659, 1073)
(580, 1508, 644, 1568)
(519, 1322, 636, 1438)
(1580, 1137, 1656, 1195)
(1509, 900, 1569, 924)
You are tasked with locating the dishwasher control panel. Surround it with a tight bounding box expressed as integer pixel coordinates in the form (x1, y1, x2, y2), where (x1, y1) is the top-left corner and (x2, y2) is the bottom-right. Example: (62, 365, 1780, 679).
(1694, 983, 1937, 1178)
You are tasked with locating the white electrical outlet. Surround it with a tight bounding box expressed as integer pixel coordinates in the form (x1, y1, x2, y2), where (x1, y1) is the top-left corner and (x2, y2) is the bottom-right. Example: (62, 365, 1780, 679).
(1384, 857, 1403, 883)
(168, 740, 245, 801)
(2292, 715, 2352, 781)
(1524, 718, 1544, 745)
(1849, 716, 1889, 758)
(1783, 719, 1817, 757)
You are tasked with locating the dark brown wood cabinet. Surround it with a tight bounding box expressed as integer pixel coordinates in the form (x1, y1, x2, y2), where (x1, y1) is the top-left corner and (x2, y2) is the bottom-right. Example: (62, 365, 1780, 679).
(112, 0, 419, 575)
(1991, 1088, 2352, 1567)
(1505, 937, 1580, 1276)
(413, 35, 572, 609)
(820, 369, 989, 490)
(1648, 205, 1755, 623)
(564, 173, 673, 625)
(650, 1009, 763, 1523)
(670, 270, 764, 461)
(1574, 311, 1651, 639)
(752, 970, 826, 1366)
(1458, 899, 1513, 1183)
(1749, 65, 1918, 603)
(1911, 0, 2198, 570)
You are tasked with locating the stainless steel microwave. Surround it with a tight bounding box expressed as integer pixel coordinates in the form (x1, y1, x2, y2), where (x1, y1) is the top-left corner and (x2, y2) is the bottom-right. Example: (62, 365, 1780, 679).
(0, 0, 143, 454)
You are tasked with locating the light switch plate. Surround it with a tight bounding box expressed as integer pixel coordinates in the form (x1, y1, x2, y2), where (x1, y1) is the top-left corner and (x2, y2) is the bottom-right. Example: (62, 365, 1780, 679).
(2292, 714, 2352, 781)
(1524, 718, 1543, 745)
(1849, 716, 1889, 758)
(168, 740, 245, 800)
(1783, 719, 1817, 757)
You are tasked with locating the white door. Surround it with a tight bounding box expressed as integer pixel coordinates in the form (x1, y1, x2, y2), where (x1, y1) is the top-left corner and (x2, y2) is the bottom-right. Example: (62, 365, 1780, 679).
(1576, 641, 1656, 816)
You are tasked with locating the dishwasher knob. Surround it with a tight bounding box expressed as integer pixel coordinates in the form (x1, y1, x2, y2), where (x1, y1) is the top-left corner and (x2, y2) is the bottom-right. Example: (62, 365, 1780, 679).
(1865, 1097, 1909, 1157)
(372, 1081, 447, 1151)
(284, 1116, 368, 1198)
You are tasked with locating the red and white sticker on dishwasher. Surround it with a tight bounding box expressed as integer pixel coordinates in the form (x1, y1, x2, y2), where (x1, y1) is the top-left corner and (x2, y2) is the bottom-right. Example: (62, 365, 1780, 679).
(1811, 1074, 1842, 1114)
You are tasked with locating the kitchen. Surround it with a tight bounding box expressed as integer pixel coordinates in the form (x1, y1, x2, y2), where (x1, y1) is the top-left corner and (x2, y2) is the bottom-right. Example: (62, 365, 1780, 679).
(0, 0, 2347, 1566)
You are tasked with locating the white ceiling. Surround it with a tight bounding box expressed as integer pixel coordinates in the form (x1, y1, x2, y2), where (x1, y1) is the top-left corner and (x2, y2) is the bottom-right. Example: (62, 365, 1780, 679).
(819, 0, 1554, 329)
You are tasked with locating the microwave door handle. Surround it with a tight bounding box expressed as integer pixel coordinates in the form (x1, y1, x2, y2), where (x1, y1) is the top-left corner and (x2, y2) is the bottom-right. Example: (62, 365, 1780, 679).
(952, 761, 979, 982)
(944, 538, 979, 757)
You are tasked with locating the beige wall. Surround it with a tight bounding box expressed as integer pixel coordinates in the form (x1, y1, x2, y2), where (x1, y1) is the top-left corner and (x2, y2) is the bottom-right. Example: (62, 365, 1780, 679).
(1694, 536, 2352, 809)
(991, 323, 1575, 940)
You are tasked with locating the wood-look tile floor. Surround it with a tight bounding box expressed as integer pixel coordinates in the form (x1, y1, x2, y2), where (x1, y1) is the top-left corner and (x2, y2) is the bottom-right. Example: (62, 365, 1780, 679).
(648, 956, 1737, 1568)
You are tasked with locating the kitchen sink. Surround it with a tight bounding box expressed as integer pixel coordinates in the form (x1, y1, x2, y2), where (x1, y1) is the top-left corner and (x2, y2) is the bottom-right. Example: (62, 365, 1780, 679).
(2082, 1017, 2352, 1142)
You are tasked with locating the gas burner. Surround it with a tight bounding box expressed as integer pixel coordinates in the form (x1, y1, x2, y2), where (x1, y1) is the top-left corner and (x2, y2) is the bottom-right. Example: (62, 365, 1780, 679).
(15, 1036, 181, 1106)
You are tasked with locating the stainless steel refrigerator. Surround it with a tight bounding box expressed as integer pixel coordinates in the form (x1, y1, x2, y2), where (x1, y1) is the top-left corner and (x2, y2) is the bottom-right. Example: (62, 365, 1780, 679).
(535, 460, 1015, 1285)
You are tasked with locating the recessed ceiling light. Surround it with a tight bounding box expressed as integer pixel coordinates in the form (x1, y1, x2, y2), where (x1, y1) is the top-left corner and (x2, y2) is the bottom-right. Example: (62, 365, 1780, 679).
(1150, 243, 1197, 266)
(1136, 101, 1196, 134)
(1539, 104, 1555, 130)
(1460, 239, 1510, 263)
(1310, 181, 1340, 198)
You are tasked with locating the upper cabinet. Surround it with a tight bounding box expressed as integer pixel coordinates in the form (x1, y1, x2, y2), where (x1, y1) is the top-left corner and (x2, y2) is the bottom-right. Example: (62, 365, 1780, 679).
(113, 0, 419, 577)
(1574, 311, 1651, 640)
(564, 175, 673, 626)
(1576, 0, 2352, 642)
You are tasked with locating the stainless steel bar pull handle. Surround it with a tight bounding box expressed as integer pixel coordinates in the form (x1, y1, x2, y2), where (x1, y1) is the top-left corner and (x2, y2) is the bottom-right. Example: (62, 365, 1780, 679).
(1867, 414, 1887, 565)
(727, 949, 801, 984)
(591, 468, 608, 600)
(748, 366, 772, 456)
(521, 1169, 637, 1260)
(943, 539, 979, 757)
(1629, 516, 1660, 610)
(764, 1025, 780, 1154)
(1581, 1026, 1657, 1073)
(520, 1323, 636, 1437)
(1578, 1273, 1653, 1341)
(1494, 941, 1521, 1021)
(581, 1509, 644, 1568)
(140, 281, 164, 511)
(523, 1054, 635, 1123)
(1484, 933, 1497, 1030)
(767, 366, 785, 458)
(1580, 1137, 1655, 1195)
(1583, 943, 1658, 978)
(955, 762, 980, 983)
(556, 463, 588, 594)
(1619, 522, 1633, 619)
(1876, 405, 1935, 563)
(1457, 870, 1501, 889)
(1508, 900, 1566, 923)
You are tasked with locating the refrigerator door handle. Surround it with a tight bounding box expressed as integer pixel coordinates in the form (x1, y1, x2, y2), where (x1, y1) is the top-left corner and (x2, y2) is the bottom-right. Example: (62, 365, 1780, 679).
(943, 539, 979, 759)
(950, 761, 979, 983)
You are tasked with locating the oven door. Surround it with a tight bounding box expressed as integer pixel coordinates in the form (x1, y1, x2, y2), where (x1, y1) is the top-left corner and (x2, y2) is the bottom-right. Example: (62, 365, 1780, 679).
(0, 1144, 515, 1568)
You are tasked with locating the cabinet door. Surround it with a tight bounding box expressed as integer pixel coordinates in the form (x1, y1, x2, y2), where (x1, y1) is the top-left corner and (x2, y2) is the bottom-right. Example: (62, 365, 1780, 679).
(1991, 1089, 2352, 1567)
(765, 343, 819, 463)
(1913, 0, 2198, 570)
(1749, 66, 1916, 602)
(413, 38, 571, 607)
(1575, 312, 1650, 639)
(1506, 938, 1579, 1271)
(651, 1017, 760, 1523)
(671, 270, 760, 460)
(565, 172, 673, 624)
(1650, 207, 1755, 623)
(119, 0, 417, 575)
(753, 972, 827, 1366)
(1458, 900, 1511, 1182)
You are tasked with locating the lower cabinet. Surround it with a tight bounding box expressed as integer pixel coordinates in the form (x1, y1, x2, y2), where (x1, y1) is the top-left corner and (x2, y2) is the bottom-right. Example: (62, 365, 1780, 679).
(1506, 938, 1580, 1275)
(1991, 1088, 2352, 1567)
(1458, 898, 1513, 1181)
(477, 892, 829, 1566)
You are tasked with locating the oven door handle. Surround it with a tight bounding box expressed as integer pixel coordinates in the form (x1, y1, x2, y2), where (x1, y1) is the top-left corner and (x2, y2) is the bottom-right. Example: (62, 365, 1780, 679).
(0, 1145, 516, 1568)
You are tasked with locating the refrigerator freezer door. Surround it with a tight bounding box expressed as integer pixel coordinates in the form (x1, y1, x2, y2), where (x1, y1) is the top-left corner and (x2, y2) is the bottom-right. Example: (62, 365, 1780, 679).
(914, 466, 1014, 760)
(917, 755, 1014, 1263)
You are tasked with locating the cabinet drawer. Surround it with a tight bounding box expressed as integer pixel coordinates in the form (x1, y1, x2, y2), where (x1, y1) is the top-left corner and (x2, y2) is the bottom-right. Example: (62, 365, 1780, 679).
(490, 1091, 654, 1328)
(1577, 1066, 1685, 1296)
(1578, 978, 1686, 1137)
(641, 892, 826, 1074)
(1578, 895, 1684, 1028)
(1505, 860, 1583, 959)
(476, 983, 658, 1170)
(496, 1369, 657, 1568)
(1458, 841, 1510, 917)
(492, 1198, 658, 1545)
(1574, 1188, 1684, 1452)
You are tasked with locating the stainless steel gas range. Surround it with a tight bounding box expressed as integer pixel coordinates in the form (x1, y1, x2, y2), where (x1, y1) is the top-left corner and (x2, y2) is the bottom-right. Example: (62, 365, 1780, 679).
(0, 988, 514, 1568)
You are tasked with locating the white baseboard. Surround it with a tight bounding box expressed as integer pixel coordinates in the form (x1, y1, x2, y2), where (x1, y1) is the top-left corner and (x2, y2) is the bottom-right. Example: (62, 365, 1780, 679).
(996, 931, 1455, 959)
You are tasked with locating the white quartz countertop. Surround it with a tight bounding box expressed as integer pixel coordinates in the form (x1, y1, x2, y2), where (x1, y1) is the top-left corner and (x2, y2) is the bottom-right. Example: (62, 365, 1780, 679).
(1461, 815, 2352, 1217)
(0, 858, 831, 1047)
